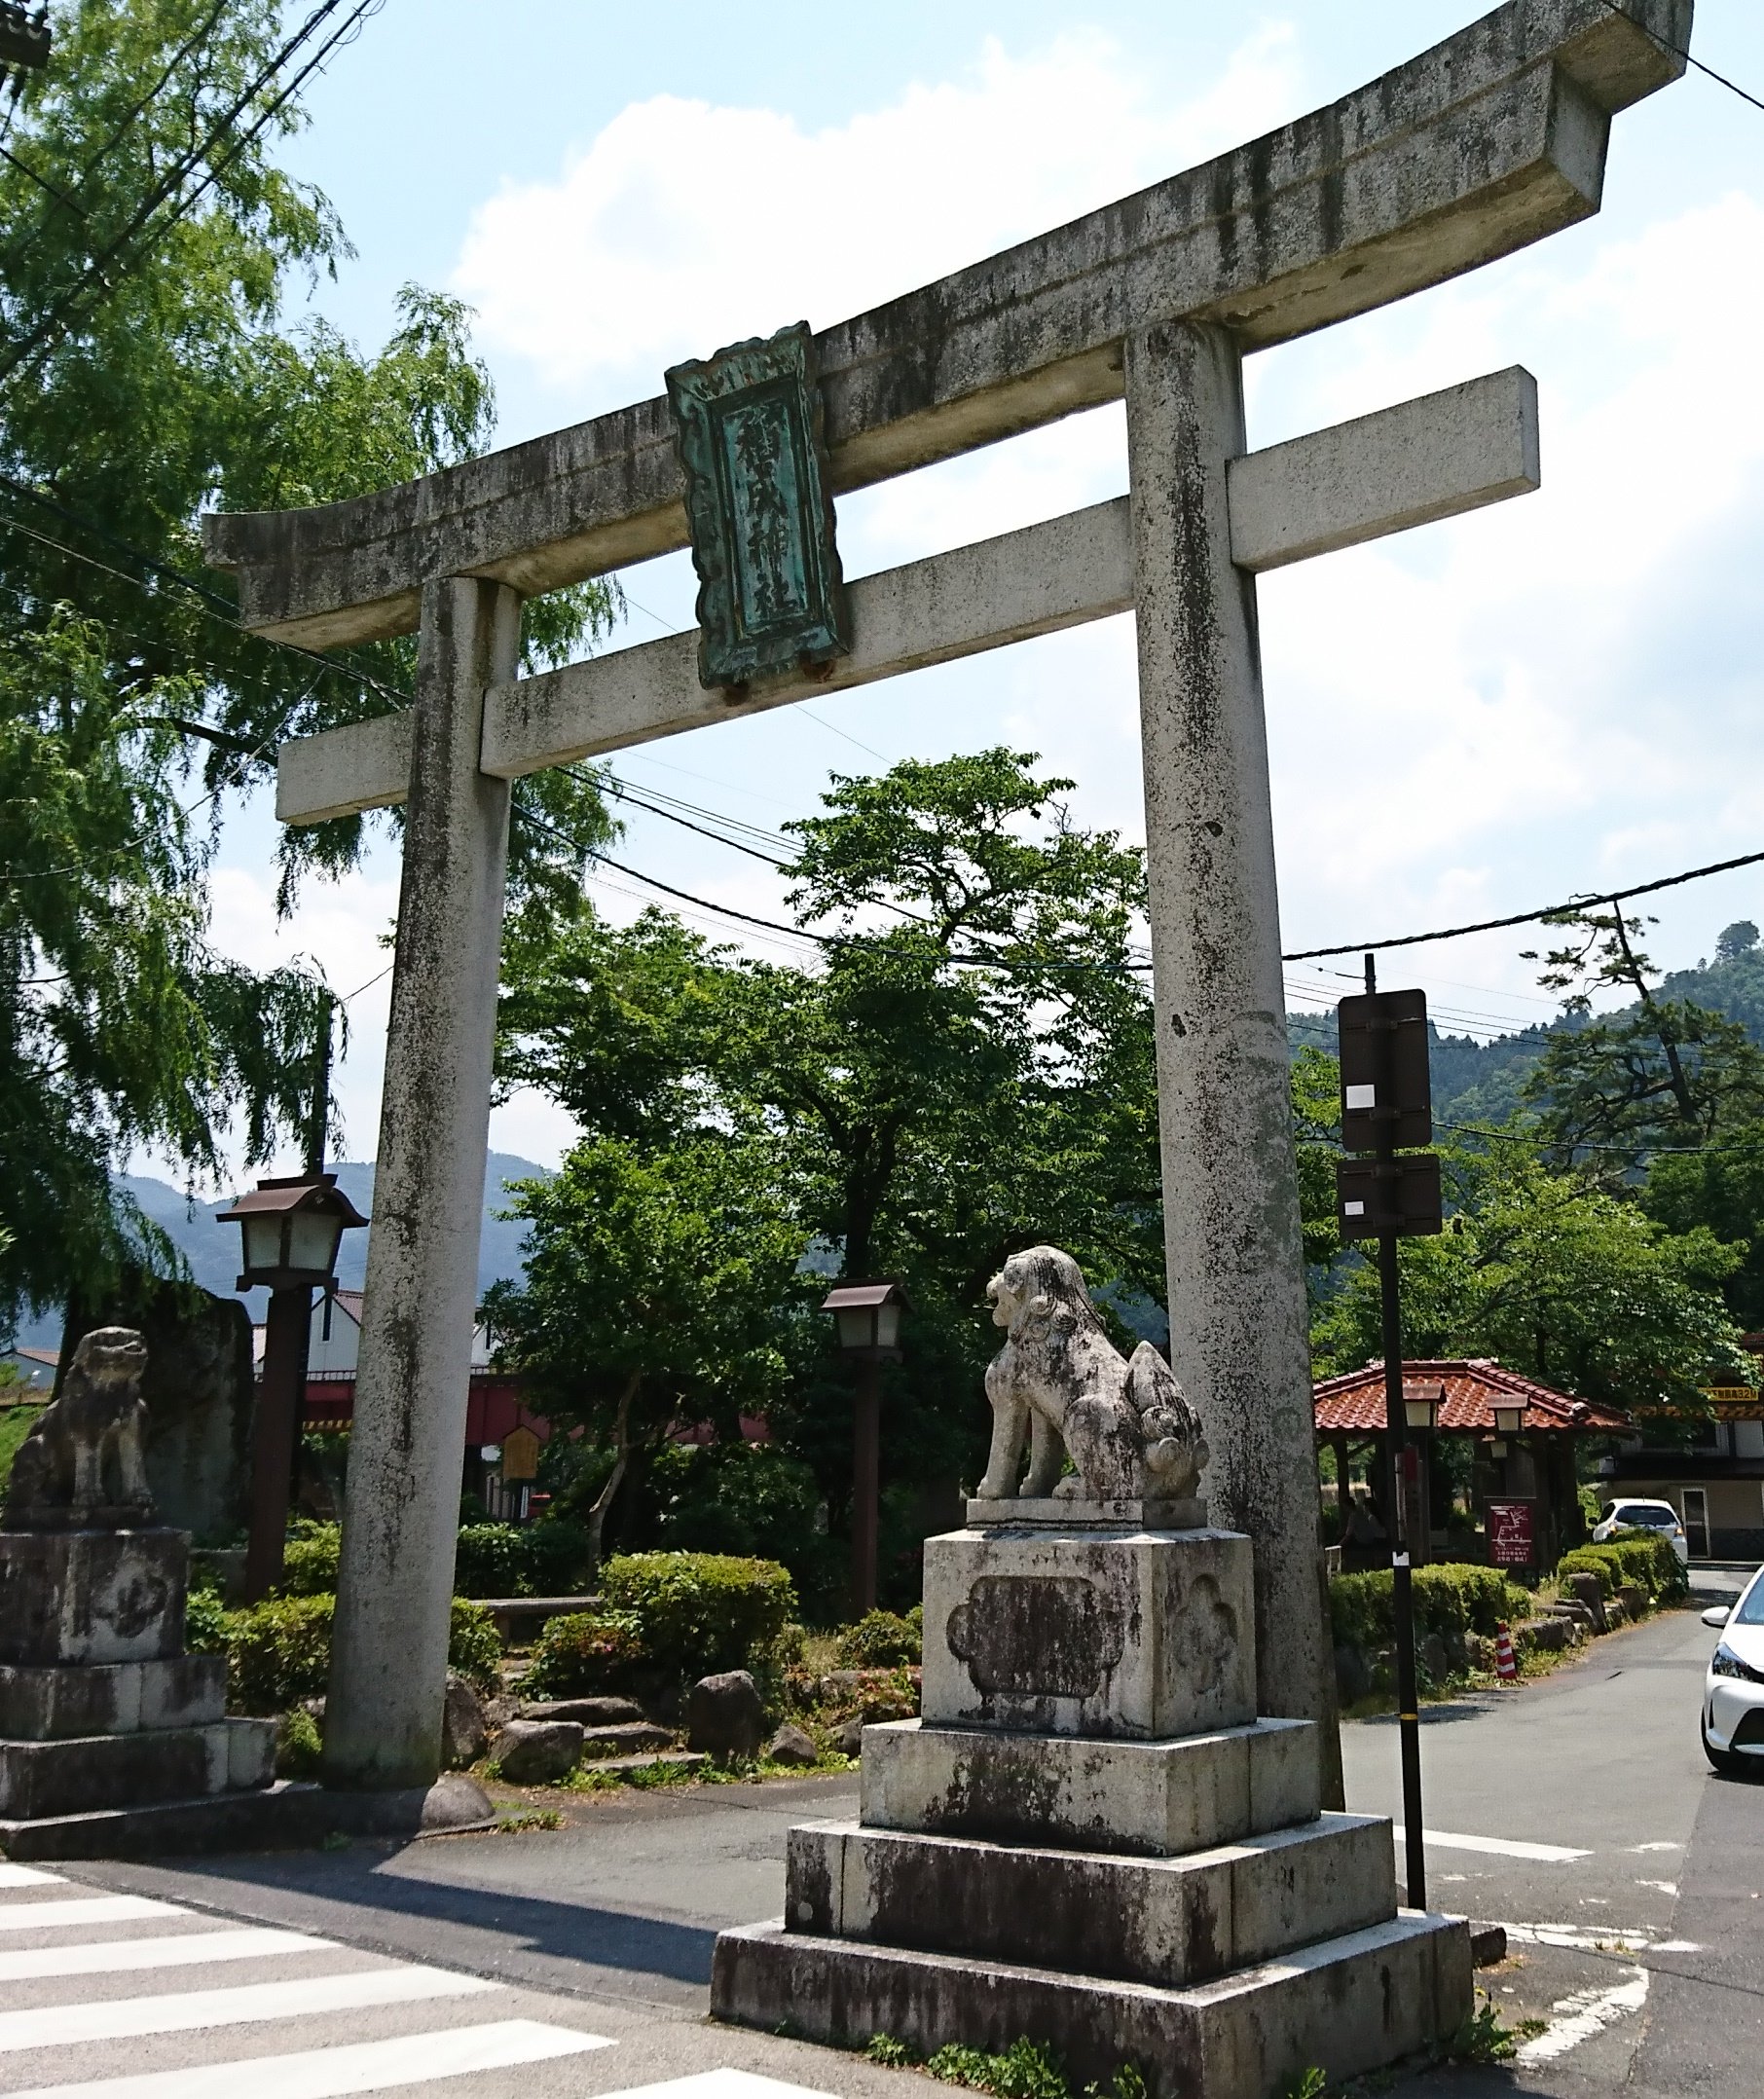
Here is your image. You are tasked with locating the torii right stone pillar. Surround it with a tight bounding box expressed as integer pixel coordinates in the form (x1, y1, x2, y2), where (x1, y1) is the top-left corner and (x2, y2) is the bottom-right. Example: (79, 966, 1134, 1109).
(1125, 319, 1342, 1807)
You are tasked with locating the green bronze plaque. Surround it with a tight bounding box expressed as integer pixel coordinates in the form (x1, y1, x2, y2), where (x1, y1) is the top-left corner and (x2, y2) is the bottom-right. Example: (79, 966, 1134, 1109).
(665, 322, 850, 690)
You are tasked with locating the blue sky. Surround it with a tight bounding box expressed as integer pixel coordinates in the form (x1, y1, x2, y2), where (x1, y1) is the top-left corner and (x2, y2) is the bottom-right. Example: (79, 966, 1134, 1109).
(201, 0, 1764, 1177)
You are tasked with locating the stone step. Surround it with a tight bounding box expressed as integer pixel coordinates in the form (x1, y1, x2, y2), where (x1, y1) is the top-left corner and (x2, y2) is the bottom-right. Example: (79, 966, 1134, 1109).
(0, 1655, 225, 1741)
(0, 1718, 273, 1820)
(787, 1811, 1395, 1988)
(713, 1907, 1471, 2099)
(860, 1715, 1317, 1858)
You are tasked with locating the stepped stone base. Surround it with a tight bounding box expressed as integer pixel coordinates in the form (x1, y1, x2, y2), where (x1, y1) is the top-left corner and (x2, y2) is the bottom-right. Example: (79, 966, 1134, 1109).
(0, 1528, 187, 1667)
(861, 1717, 1318, 1857)
(0, 1654, 225, 1740)
(0, 1716, 274, 1820)
(713, 1909, 1471, 2099)
(787, 1813, 1395, 1988)
(0, 1773, 496, 1859)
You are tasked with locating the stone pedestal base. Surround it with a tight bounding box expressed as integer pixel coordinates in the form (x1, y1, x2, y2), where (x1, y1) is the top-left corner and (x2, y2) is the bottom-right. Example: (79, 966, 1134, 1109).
(713, 1909, 1471, 2099)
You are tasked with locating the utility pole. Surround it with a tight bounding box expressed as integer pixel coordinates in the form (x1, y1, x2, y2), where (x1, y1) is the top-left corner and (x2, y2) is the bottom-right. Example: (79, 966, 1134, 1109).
(1336, 962, 1442, 1910)
(289, 990, 334, 1498)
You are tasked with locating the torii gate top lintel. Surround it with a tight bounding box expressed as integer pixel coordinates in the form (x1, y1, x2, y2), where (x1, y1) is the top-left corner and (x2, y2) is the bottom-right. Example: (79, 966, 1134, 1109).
(202, 0, 1685, 652)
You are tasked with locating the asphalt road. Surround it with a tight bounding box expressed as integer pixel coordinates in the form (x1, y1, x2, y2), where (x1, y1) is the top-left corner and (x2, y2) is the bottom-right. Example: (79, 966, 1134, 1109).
(55, 1575, 1763, 2098)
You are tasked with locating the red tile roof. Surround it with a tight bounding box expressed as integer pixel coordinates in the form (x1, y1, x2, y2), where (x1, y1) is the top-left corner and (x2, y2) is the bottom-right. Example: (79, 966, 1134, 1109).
(1313, 1358, 1630, 1435)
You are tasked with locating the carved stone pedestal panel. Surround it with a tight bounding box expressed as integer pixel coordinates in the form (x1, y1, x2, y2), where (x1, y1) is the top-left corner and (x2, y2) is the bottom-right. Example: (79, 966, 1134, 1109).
(922, 1526, 1255, 1740)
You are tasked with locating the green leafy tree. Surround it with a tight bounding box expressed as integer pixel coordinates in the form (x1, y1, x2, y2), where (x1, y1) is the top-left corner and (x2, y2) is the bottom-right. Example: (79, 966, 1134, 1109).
(0, 3, 616, 1325)
(1642, 1123, 1764, 1331)
(485, 1136, 808, 1572)
(1311, 1148, 1749, 1412)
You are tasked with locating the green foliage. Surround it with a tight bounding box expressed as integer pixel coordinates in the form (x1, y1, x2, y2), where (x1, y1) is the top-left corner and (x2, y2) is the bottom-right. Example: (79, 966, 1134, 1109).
(651, 1442, 831, 1590)
(519, 1610, 648, 1700)
(183, 1584, 230, 1656)
(1643, 1119, 1764, 1329)
(834, 1608, 923, 1670)
(602, 1551, 797, 1682)
(0, 4, 615, 1325)
(1559, 1532, 1687, 1602)
(1275, 2073, 1329, 2099)
(275, 1707, 322, 1780)
(1311, 1150, 1749, 1413)
(927, 2038, 1068, 2099)
(1446, 1994, 1524, 2065)
(0, 1402, 44, 1494)
(1330, 1565, 1529, 1656)
(865, 2036, 917, 2068)
(225, 1593, 499, 1712)
(276, 1524, 340, 1597)
(453, 1522, 593, 1600)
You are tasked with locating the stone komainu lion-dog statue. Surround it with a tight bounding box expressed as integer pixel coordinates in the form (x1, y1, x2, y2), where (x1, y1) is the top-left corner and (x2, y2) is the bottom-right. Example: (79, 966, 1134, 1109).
(3, 1326, 156, 1528)
(977, 1246, 1208, 1504)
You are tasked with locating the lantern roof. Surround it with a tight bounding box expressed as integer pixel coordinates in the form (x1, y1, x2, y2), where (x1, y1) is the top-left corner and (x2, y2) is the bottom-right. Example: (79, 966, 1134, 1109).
(216, 1172, 368, 1229)
(820, 1279, 911, 1312)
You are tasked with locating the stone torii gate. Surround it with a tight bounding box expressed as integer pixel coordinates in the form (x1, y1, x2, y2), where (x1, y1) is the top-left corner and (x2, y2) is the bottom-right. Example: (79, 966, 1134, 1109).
(206, 0, 1688, 1797)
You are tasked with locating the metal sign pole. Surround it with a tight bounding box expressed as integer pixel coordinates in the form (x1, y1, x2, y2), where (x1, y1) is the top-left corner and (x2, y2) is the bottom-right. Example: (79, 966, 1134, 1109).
(1369, 949, 1427, 1910)
(1338, 953, 1440, 1912)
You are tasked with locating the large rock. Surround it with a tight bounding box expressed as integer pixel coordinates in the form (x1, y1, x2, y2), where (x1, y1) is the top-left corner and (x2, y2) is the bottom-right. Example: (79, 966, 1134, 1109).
(767, 1722, 819, 1767)
(687, 1671, 765, 1760)
(441, 1675, 489, 1770)
(493, 1717, 582, 1784)
(1561, 1571, 1606, 1632)
(579, 1721, 676, 1759)
(519, 1696, 646, 1726)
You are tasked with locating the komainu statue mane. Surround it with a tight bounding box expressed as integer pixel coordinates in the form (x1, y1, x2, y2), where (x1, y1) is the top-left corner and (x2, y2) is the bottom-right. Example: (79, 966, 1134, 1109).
(3, 1326, 156, 1529)
(977, 1245, 1207, 1505)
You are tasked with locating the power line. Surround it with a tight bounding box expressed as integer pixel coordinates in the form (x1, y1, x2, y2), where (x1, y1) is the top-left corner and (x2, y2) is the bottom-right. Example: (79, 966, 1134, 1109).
(1435, 1118, 1764, 1160)
(1596, 0, 1764, 119)
(1281, 846, 1764, 962)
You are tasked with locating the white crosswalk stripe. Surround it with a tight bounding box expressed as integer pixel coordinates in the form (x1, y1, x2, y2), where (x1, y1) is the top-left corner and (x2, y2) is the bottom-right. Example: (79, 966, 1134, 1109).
(0, 1864, 615, 2095)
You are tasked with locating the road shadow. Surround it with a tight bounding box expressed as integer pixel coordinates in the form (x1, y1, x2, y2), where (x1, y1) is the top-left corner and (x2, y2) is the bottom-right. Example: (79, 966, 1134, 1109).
(127, 1840, 720, 1986)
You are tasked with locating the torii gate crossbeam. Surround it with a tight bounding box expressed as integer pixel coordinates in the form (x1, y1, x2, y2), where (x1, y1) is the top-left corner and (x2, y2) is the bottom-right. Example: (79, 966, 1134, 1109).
(204, 0, 1689, 1799)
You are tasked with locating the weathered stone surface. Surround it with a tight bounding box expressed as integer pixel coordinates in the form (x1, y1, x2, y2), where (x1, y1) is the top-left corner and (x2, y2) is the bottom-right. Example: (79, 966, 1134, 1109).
(861, 1717, 1318, 1858)
(966, 1495, 1207, 1529)
(976, 1249, 1208, 1506)
(0, 1654, 225, 1740)
(577, 1720, 678, 1759)
(492, 1718, 582, 1784)
(3, 1328, 154, 1529)
(687, 1671, 765, 1760)
(769, 1724, 821, 1768)
(1561, 1571, 1606, 1631)
(519, 1696, 646, 1726)
(0, 1528, 186, 1667)
(1126, 318, 1341, 1804)
(787, 1812, 1394, 1986)
(441, 1674, 489, 1770)
(712, 1908, 1473, 2099)
(1334, 1644, 1371, 1707)
(321, 577, 521, 1796)
(922, 1526, 1255, 1740)
(209, 0, 1684, 649)
(0, 1717, 272, 1820)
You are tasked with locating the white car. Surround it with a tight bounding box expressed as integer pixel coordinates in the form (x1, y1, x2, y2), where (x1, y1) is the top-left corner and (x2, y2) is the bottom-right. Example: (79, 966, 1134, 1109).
(1593, 1497, 1690, 1565)
(1702, 1570, 1764, 1775)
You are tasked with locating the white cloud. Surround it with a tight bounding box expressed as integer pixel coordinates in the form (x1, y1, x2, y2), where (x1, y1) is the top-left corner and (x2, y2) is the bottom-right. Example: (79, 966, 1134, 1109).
(454, 27, 1300, 409)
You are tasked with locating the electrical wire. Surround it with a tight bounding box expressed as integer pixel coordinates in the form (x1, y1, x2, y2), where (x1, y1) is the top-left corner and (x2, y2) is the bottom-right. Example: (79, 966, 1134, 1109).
(1435, 1118, 1764, 1159)
(1596, 0, 1764, 118)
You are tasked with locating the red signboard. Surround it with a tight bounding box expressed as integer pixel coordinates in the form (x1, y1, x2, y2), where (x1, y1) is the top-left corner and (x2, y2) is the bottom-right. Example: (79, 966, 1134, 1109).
(1487, 1500, 1534, 1567)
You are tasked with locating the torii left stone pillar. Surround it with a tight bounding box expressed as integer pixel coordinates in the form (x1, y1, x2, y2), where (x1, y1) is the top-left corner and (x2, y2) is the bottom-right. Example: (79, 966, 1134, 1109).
(323, 578, 518, 1788)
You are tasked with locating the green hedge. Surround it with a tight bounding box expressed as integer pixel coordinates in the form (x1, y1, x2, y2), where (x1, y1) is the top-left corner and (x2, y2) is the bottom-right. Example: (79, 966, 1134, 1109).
(224, 1594, 501, 1714)
(1330, 1565, 1530, 1654)
(601, 1551, 797, 1681)
(277, 1524, 341, 1597)
(834, 1607, 923, 1670)
(453, 1522, 593, 1600)
(1559, 1531, 1687, 1602)
(520, 1611, 647, 1699)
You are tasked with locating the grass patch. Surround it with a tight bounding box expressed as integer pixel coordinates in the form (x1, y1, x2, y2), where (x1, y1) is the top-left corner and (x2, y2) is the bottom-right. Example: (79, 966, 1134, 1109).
(495, 1809, 564, 1833)
(861, 2034, 1144, 2099)
(1446, 1993, 1541, 2065)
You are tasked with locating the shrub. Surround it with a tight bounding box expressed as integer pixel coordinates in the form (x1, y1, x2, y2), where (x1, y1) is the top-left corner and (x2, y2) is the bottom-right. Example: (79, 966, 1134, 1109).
(276, 1707, 323, 1779)
(225, 1594, 502, 1712)
(453, 1522, 593, 1600)
(601, 1552, 797, 1682)
(184, 1585, 231, 1656)
(1329, 1565, 1529, 1657)
(835, 1607, 923, 1670)
(520, 1610, 648, 1699)
(1559, 1532, 1687, 1604)
(277, 1523, 341, 1597)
